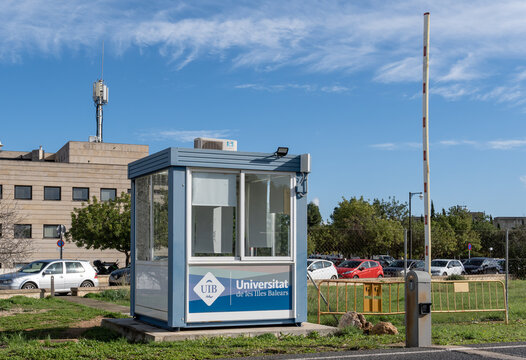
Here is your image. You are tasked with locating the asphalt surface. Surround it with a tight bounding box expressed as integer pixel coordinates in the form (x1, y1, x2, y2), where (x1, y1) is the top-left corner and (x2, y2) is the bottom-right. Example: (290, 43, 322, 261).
(228, 342, 526, 360)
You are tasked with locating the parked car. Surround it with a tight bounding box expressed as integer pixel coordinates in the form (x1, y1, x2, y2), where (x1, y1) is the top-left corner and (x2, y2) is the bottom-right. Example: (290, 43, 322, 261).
(336, 259, 384, 279)
(0, 259, 99, 293)
(372, 255, 395, 266)
(495, 259, 506, 273)
(307, 260, 338, 280)
(383, 259, 423, 277)
(430, 259, 465, 276)
(463, 257, 501, 274)
(109, 266, 131, 286)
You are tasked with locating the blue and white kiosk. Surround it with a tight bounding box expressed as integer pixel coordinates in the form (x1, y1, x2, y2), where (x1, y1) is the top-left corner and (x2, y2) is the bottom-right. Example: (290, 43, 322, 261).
(128, 146, 310, 330)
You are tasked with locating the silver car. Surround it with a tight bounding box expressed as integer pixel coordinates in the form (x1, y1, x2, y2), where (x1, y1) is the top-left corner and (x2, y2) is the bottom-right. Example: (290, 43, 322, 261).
(0, 259, 99, 293)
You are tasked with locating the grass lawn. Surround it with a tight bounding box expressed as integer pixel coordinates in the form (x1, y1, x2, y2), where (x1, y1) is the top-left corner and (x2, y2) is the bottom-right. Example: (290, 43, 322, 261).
(84, 288, 131, 307)
(0, 280, 524, 359)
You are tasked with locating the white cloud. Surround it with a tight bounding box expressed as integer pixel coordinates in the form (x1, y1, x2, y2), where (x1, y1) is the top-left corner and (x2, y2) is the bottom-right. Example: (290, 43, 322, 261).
(3, 1, 526, 105)
(487, 139, 526, 150)
(520, 176, 526, 186)
(370, 142, 420, 150)
(439, 140, 478, 147)
(235, 83, 349, 93)
(477, 85, 525, 104)
(142, 129, 233, 142)
(374, 138, 526, 151)
(370, 143, 398, 151)
(432, 84, 479, 100)
(439, 54, 481, 82)
(311, 197, 320, 206)
(374, 57, 420, 83)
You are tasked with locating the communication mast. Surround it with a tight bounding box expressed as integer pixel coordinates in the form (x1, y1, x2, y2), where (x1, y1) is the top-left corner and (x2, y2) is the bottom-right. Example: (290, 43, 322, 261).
(92, 41, 109, 143)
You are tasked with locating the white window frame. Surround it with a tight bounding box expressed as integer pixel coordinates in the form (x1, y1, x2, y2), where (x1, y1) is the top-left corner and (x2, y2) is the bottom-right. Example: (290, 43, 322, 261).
(186, 168, 296, 264)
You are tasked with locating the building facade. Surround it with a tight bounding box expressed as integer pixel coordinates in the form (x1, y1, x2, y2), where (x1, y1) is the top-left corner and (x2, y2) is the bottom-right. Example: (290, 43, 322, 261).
(493, 217, 526, 230)
(0, 141, 148, 267)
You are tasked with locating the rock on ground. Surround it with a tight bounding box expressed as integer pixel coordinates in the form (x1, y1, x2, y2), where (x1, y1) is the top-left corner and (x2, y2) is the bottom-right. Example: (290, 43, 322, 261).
(338, 311, 367, 329)
(371, 321, 398, 335)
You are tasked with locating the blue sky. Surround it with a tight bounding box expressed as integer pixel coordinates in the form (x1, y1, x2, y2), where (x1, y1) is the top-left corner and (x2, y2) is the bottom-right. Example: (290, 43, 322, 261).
(2, 0, 526, 220)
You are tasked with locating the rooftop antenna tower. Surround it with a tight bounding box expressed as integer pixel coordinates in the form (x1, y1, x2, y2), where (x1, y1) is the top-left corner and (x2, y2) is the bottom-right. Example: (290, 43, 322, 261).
(92, 41, 109, 143)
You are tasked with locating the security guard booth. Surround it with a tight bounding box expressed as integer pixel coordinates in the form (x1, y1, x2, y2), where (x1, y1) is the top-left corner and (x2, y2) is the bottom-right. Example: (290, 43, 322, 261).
(128, 147, 310, 330)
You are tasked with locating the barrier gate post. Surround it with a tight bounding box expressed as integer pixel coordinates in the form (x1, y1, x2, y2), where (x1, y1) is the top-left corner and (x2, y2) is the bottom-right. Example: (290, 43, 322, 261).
(405, 270, 431, 347)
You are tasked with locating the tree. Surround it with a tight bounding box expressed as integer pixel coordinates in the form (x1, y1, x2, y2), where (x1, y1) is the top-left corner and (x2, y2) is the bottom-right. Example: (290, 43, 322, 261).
(372, 196, 407, 222)
(330, 197, 404, 258)
(307, 202, 323, 228)
(67, 193, 131, 266)
(0, 199, 33, 267)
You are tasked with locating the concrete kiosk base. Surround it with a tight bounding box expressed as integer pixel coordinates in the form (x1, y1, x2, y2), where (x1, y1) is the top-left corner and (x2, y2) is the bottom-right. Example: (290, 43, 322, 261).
(102, 318, 338, 342)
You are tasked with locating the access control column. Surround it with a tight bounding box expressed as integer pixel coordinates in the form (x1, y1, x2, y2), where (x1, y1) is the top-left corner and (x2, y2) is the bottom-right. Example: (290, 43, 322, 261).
(405, 270, 432, 347)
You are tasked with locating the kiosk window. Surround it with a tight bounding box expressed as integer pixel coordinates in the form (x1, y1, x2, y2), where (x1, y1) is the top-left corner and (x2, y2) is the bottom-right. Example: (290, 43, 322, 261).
(135, 170, 169, 262)
(152, 171, 169, 261)
(135, 175, 151, 261)
(191, 172, 238, 257)
(245, 174, 291, 257)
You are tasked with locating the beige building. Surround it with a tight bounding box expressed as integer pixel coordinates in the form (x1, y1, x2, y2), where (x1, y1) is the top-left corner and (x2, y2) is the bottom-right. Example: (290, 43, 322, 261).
(0, 141, 148, 266)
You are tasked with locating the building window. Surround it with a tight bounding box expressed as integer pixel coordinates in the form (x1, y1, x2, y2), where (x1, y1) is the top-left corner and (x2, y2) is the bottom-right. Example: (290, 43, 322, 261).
(14, 224, 32, 239)
(44, 186, 61, 201)
(0, 185, 2, 199)
(73, 187, 89, 201)
(245, 174, 291, 257)
(191, 172, 238, 257)
(135, 170, 169, 262)
(14, 186, 32, 200)
(100, 188, 116, 201)
(43, 225, 60, 238)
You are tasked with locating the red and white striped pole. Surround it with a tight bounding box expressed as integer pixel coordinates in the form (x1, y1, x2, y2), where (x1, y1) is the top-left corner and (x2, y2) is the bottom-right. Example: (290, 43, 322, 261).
(422, 12, 431, 273)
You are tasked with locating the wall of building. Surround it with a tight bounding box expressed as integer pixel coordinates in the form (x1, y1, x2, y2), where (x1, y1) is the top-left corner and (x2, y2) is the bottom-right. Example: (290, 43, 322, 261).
(0, 142, 148, 266)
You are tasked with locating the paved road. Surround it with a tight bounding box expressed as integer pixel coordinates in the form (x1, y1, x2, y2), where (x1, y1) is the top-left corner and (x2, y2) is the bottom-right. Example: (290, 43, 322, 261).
(229, 343, 526, 360)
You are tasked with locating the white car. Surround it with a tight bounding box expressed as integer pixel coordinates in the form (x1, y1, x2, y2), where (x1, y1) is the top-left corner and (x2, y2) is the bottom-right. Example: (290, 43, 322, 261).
(0, 259, 99, 293)
(307, 259, 338, 280)
(430, 259, 465, 276)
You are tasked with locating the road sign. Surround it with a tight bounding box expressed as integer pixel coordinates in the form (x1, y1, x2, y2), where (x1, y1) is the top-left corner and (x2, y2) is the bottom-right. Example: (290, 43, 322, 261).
(468, 243, 472, 250)
(57, 240, 64, 247)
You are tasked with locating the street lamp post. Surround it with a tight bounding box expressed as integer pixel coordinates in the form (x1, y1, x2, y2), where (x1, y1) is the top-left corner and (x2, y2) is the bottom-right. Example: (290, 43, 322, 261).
(409, 192, 423, 260)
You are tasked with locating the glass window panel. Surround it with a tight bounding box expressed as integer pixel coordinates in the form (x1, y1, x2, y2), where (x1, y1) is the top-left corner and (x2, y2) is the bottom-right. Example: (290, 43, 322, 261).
(100, 188, 116, 201)
(43, 225, 60, 238)
(14, 224, 31, 238)
(152, 170, 169, 261)
(14, 186, 32, 200)
(192, 172, 237, 257)
(135, 176, 151, 261)
(245, 174, 291, 257)
(73, 187, 89, 201)
(46, 262, 63, 274)
(66, 262, 85, 273)
(44, 186, 61, 201)
(0, 185, 3, 199)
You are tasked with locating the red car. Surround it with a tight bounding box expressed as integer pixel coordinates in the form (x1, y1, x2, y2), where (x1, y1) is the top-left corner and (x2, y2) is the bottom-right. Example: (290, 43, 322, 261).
(336, 259, 384, 279)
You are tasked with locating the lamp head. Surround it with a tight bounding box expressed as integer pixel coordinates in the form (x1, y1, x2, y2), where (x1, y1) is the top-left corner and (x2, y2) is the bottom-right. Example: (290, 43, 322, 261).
(274, 147, 289, 157)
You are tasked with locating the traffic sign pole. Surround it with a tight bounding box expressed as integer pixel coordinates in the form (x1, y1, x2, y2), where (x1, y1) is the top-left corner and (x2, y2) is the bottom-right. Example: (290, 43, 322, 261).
(57, 225, 66, 260)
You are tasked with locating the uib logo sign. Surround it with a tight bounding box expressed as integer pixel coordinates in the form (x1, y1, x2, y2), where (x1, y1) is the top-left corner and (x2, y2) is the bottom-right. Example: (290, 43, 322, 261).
(193, 272, 225, 306)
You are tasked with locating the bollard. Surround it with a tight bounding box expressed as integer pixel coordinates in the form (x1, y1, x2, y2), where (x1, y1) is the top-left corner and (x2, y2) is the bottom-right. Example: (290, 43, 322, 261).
(50, 275, 55, 298)
(405, 270, 431, 347)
